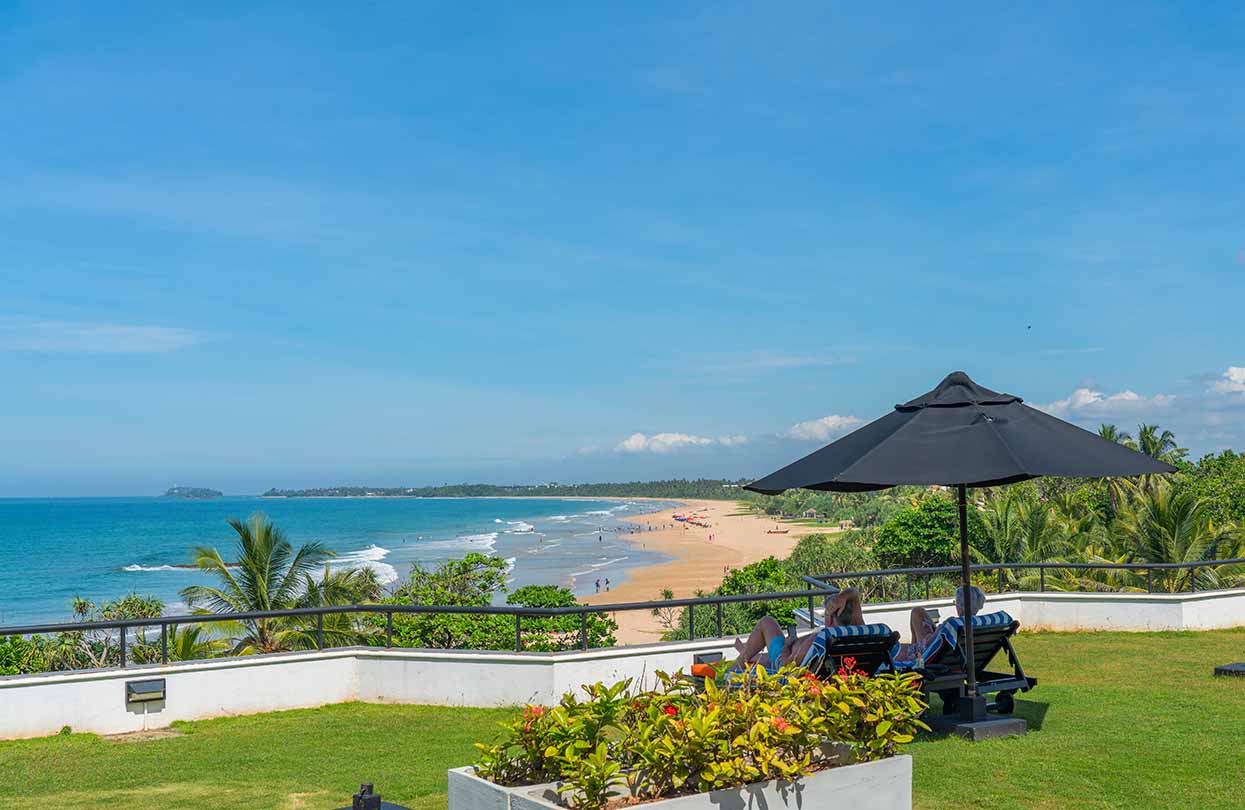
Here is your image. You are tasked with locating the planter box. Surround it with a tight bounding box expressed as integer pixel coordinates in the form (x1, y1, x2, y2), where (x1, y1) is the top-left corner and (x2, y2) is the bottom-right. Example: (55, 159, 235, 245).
(448, 767, 559, 810)
(450, 755, 911, 810)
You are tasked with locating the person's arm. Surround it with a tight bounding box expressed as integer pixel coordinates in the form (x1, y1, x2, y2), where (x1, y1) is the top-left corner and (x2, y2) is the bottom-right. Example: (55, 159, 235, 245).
(823, 587, 864, 626)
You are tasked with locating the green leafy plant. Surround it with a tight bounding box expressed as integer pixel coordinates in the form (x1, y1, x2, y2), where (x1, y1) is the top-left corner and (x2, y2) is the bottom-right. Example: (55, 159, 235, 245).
(475, 664, 928, 807)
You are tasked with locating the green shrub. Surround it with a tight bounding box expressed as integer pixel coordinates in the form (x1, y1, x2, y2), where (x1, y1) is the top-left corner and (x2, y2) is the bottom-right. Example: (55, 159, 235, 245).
(0, 635, 46, 676)
(506, 585, 617, 651)
(874, 496, 985, 568)
(378, 555, 616, 651)
(474, 666, 927, 809)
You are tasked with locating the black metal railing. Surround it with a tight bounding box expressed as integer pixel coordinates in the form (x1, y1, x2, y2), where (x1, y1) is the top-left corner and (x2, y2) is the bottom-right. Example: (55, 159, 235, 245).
(0, 586, 842, 670)
(803, 557, 1245, 602)
(3, 557, 1242, 674)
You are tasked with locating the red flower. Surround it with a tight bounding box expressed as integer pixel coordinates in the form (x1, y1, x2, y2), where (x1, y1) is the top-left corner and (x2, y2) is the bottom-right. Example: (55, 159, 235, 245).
(663, 704, 679, 717)
(807, 683, 821, 696)
(772, 716, 791, 732)
(842, 656, 857, 670)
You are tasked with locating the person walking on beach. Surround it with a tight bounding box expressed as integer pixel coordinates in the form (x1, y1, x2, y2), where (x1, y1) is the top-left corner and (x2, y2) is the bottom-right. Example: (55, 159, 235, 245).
(595, 578, 601, 593)
(605, 578, 610, 591)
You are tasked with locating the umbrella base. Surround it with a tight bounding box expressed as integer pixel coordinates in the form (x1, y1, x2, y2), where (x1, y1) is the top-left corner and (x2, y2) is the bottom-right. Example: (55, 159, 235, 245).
(928, 714, 1028, 742)
(1214, 663, 1245, 677)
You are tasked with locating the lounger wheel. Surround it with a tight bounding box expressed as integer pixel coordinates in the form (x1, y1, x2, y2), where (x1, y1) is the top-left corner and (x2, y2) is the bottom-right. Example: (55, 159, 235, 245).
(994, 691, 1015, 715)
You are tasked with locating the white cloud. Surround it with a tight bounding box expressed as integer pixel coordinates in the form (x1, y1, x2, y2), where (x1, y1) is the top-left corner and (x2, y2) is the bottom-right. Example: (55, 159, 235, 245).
(0, 318, 201, 354)
(1209, 367, 1245, 394)
(717, 434, 748, 447)
(1040, 387, 1175, 417)
(785, 414, 864, 442)
(614, 432, 726, 454)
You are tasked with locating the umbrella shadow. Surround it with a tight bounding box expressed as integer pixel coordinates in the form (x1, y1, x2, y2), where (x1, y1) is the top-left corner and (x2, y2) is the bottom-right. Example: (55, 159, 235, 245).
(918, 694, 1050, 737)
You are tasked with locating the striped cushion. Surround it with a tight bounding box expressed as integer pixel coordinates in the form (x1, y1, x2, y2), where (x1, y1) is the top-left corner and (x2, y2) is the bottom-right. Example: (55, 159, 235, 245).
(919, 610, 1015, 665)
(801, 623, 895, 671)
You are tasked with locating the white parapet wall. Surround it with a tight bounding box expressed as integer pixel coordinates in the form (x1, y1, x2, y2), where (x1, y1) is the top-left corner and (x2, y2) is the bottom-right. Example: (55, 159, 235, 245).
(0, 638, 738, 740)
(853, 589, 1245, 641)
(2, 589, 1243, 740)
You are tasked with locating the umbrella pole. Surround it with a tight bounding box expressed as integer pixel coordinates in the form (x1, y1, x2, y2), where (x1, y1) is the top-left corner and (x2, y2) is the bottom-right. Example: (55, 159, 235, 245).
(957, 483, 982, 720)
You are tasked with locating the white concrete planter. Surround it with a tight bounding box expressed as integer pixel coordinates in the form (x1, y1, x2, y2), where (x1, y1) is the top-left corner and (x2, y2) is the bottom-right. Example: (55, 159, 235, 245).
(450, 755, 911, 810)
(448, 767, 558, 810)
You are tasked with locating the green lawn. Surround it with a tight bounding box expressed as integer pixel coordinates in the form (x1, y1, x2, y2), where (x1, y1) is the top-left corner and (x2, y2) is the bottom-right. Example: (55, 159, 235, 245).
(0, 630, 1242, 809)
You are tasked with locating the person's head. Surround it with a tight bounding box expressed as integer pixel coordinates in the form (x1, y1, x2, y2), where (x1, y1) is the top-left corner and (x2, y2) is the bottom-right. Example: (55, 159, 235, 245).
(955, 585, 985, 617)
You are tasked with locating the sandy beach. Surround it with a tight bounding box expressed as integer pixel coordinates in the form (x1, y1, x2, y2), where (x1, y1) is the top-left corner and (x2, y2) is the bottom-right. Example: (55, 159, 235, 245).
(582, 500, 831, 644)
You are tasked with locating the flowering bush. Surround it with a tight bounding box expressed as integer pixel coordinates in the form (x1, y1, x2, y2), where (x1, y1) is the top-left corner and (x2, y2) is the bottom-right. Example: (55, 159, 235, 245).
(473, 664, 928, 809)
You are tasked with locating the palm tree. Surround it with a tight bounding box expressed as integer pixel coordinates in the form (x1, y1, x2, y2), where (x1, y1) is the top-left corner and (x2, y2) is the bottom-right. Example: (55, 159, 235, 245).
(977, 491, 1074, 590)
(180, 514, 338, 654)
(1136, 423, 1187, 465)
(166, 624, 226, 662)
(1111, 481, 1241, 591)
(1097, 424, 1137, 450)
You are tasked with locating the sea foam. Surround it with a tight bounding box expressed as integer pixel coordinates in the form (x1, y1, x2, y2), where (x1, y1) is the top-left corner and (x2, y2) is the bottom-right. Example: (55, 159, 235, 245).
(330, 544, 399, 585)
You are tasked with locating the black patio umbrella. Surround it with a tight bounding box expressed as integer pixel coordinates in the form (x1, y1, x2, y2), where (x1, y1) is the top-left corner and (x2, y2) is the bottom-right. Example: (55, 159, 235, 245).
(746, 371, 1175, 718)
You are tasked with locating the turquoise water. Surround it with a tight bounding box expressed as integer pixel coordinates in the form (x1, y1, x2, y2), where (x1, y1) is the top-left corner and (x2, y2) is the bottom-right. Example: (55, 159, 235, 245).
(0, 497, 674, 627)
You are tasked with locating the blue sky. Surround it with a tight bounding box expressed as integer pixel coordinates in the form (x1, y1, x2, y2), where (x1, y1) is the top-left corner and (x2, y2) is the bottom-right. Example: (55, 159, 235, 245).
(2, 2, 1243, 496)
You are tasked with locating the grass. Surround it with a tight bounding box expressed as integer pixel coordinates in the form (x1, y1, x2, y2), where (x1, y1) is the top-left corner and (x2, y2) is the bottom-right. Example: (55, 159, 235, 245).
(910, 628, 1245, 809)
(0, 702, 512, 810)
(0, 630, 1242, 809)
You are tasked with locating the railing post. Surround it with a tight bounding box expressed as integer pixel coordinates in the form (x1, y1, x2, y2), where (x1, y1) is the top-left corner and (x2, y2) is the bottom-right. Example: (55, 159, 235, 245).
(716, 601, 724, 637)
(386, 612, 393, 648)
(1190, 566, 1196, 593)
(1147, 568, 1153, 594)
(580, 612, 589, 651)
(907, 577, 912, 602)
(806, 589, 815, 625)
(161, 623, 168, 664)
(119, 626, 127, 668)
(997, 566, 1004, 593)
(316, 613, 324, 650)
(687, 605, 694, 641)
(925, 574, 930, 600)
(1039, 566, 1045, 593)
(515, 614, 523, 651)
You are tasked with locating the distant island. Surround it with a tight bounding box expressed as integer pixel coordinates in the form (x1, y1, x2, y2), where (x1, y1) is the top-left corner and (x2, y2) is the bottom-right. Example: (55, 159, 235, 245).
(163, 486, 223, 499)
(262, 479, 749, 500)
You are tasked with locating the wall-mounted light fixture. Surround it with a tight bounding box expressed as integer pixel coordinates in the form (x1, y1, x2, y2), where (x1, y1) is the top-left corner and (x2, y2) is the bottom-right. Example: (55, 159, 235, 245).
(125, 678, 166, 705)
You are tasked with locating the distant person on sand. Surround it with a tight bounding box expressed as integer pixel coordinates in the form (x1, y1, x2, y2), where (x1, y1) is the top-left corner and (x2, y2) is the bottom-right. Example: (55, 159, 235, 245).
(595, 578, 601, 593)
(605, 578, 610, 591)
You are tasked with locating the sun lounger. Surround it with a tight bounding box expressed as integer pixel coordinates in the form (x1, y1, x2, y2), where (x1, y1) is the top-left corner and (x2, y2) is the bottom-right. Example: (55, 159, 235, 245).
(800, 623, 900, 678)
(892, 610, 1036, 715)
(690, 623, 899, 684)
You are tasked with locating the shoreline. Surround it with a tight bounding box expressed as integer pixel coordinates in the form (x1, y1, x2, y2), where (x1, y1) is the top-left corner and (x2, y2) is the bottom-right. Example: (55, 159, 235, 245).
(583, 500, 831, 644)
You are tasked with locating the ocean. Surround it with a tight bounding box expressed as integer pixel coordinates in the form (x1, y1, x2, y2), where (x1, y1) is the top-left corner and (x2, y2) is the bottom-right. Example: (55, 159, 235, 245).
(0, 496, 676, 627)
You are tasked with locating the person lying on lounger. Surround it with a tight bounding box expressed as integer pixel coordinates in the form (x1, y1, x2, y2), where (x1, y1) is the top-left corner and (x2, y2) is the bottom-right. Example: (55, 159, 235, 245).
(728, 592, 865, 671)
(728, 585, 986, 670)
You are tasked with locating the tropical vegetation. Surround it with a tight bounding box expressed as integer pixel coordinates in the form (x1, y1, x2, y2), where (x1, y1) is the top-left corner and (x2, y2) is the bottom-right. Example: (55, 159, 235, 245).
(5, 422, 1245, 671)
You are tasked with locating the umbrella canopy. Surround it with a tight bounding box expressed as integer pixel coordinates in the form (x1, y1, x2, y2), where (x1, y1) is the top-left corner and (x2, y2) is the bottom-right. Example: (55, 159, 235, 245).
(747, 371, 1175, 495)
(746, 371, 1175, 720)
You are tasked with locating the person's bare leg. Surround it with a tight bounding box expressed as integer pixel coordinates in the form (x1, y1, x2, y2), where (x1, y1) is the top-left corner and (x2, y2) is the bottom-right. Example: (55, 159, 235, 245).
(731, 616, 782, 669)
